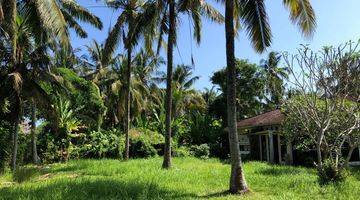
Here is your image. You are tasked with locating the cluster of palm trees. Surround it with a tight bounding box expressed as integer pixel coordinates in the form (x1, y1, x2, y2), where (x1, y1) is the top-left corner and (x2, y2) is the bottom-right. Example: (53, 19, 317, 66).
(0, 0, 104, 172)
(0, 0, 316, 194)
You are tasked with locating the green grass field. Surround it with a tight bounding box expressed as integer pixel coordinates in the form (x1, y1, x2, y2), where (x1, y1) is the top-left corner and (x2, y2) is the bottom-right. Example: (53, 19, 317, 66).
(0, 157, 359, 200)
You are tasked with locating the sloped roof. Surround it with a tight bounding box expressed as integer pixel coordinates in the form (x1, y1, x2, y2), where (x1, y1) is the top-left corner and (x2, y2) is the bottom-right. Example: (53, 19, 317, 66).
(237, 109, 284, 129)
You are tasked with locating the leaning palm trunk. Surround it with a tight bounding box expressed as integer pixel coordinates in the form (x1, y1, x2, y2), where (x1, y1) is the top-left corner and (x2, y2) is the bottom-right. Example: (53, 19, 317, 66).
(30, 99, 40, 164)
(162, 0, 176, 169)
(124, 44, 132, 160)
(225, 0, 248, 193)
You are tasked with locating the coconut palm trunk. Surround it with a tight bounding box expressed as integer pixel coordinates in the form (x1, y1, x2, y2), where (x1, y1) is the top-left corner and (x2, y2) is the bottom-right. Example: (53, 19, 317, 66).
(5, 0, 18, 172)
(162, 0, 176, 169)
(124, 43, 132, 160)
(30, 99, 40, 164)
(225, 0, 248, 193)
(11, 102, 21, 172)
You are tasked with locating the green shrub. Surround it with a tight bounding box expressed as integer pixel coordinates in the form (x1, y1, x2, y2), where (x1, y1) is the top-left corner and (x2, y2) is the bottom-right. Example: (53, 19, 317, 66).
(41, 138, 62, 163)
(129, 128, 164, 158)
(77, 130, 124, 159)
(173, 146, 191, 157)
(190, 144, 210, 159)
(317, 158, 349, 185)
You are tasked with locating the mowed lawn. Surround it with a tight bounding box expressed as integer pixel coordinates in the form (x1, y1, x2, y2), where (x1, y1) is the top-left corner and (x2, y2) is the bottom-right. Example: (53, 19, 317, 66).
(0, 157, 359, 200)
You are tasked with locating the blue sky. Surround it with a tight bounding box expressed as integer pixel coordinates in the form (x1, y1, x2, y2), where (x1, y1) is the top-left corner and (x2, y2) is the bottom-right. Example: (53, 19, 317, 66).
(72, 0, 360, 90)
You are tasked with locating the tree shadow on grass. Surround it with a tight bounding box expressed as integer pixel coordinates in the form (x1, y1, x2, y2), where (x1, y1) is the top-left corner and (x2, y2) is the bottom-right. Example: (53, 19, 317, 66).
(256, 167, 302, 176)
(198, 190, 253, 199)
(47, 161, 90, 174)
(0, 178, 198, 200)
(198, 190, 231, 198)
(13, 166, 44, 183)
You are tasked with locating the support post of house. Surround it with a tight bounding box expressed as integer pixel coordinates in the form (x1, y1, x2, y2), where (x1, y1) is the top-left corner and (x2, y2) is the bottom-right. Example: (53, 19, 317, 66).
(259, 135, 262, 161)
(277, 134, 282, 164)
(268, 130, 274, 164)
(265, 134, 269, 162)
(286, 141, 293, 165)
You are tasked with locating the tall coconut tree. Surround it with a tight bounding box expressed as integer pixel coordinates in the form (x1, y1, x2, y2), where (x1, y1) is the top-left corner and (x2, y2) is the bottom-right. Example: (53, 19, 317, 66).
(104, 0, 139, 160)
(224, 0, 316, 193)
(104, 0, 161, 160)
(146, 0, 223, 168)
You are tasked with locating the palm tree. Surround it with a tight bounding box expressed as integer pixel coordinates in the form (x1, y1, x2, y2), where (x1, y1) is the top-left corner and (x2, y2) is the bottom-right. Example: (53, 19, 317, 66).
(202, 86, 218, 106)
(108, 56, 150, 132)
(224, 0, 316, 193)
(1, 12, 51, 170)
(133, 49, 164, 87)
(147, 0, 223, 169)
(155, 65, 204, 118)
(261, 51, 288, 108)
(104, 0, 156, 160)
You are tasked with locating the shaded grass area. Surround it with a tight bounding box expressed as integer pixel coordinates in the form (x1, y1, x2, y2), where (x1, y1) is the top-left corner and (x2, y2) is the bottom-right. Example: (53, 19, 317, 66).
(0, 157, 359, 200)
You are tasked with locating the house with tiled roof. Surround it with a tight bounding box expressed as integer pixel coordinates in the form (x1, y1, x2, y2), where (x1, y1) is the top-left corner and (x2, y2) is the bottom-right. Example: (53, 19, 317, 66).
(236, 110, 360, 166)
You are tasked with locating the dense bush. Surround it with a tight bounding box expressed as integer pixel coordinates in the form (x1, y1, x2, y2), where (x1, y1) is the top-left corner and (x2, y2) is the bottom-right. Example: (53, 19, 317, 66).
(183, 113, 228, 158)
(37, 126, 165, 162)
(74, 130, 124, 159)
(129, 128, 164, 158)
(38, 129, 63, 163)
(190, 144, 210, 159)
(38, 128, 123, 162)
(173, 146, 191, 157)
(317, 159, 349, 185)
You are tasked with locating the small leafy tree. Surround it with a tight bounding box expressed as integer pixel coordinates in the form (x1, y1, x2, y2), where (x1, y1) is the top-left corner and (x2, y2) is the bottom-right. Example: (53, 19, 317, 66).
(53, 97, 82, 161)
(210, 59, 266, 123)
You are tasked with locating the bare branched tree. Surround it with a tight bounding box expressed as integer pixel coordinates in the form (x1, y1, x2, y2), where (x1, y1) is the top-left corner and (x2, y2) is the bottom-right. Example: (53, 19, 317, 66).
(283, 41, 360, 170)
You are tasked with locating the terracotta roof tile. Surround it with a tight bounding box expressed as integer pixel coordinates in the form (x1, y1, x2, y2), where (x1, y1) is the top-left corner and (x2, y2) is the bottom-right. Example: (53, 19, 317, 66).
(237, 109, 284, 129)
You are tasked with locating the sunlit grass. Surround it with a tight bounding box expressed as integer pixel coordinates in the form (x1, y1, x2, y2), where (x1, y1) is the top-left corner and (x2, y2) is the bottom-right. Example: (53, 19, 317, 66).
(0, 157, 359, 199)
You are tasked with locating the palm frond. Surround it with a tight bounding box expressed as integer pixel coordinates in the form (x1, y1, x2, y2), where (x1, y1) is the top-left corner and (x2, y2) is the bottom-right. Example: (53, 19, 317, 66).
(34, 0, 69, 47)
(61, 9, 87, 38)
(61, 0, 103, 30)
(7, 72, 23, 94)
(191, 9, 202, 44)
(0, 1, 4, 22)
(184, 76, 200, 89)
(200, 2, 224, 23)
(283, 0, 316, 37)
(156, 12, 169, 55)
(240, 0, 272, 52)
(103, 13, 126, 65)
